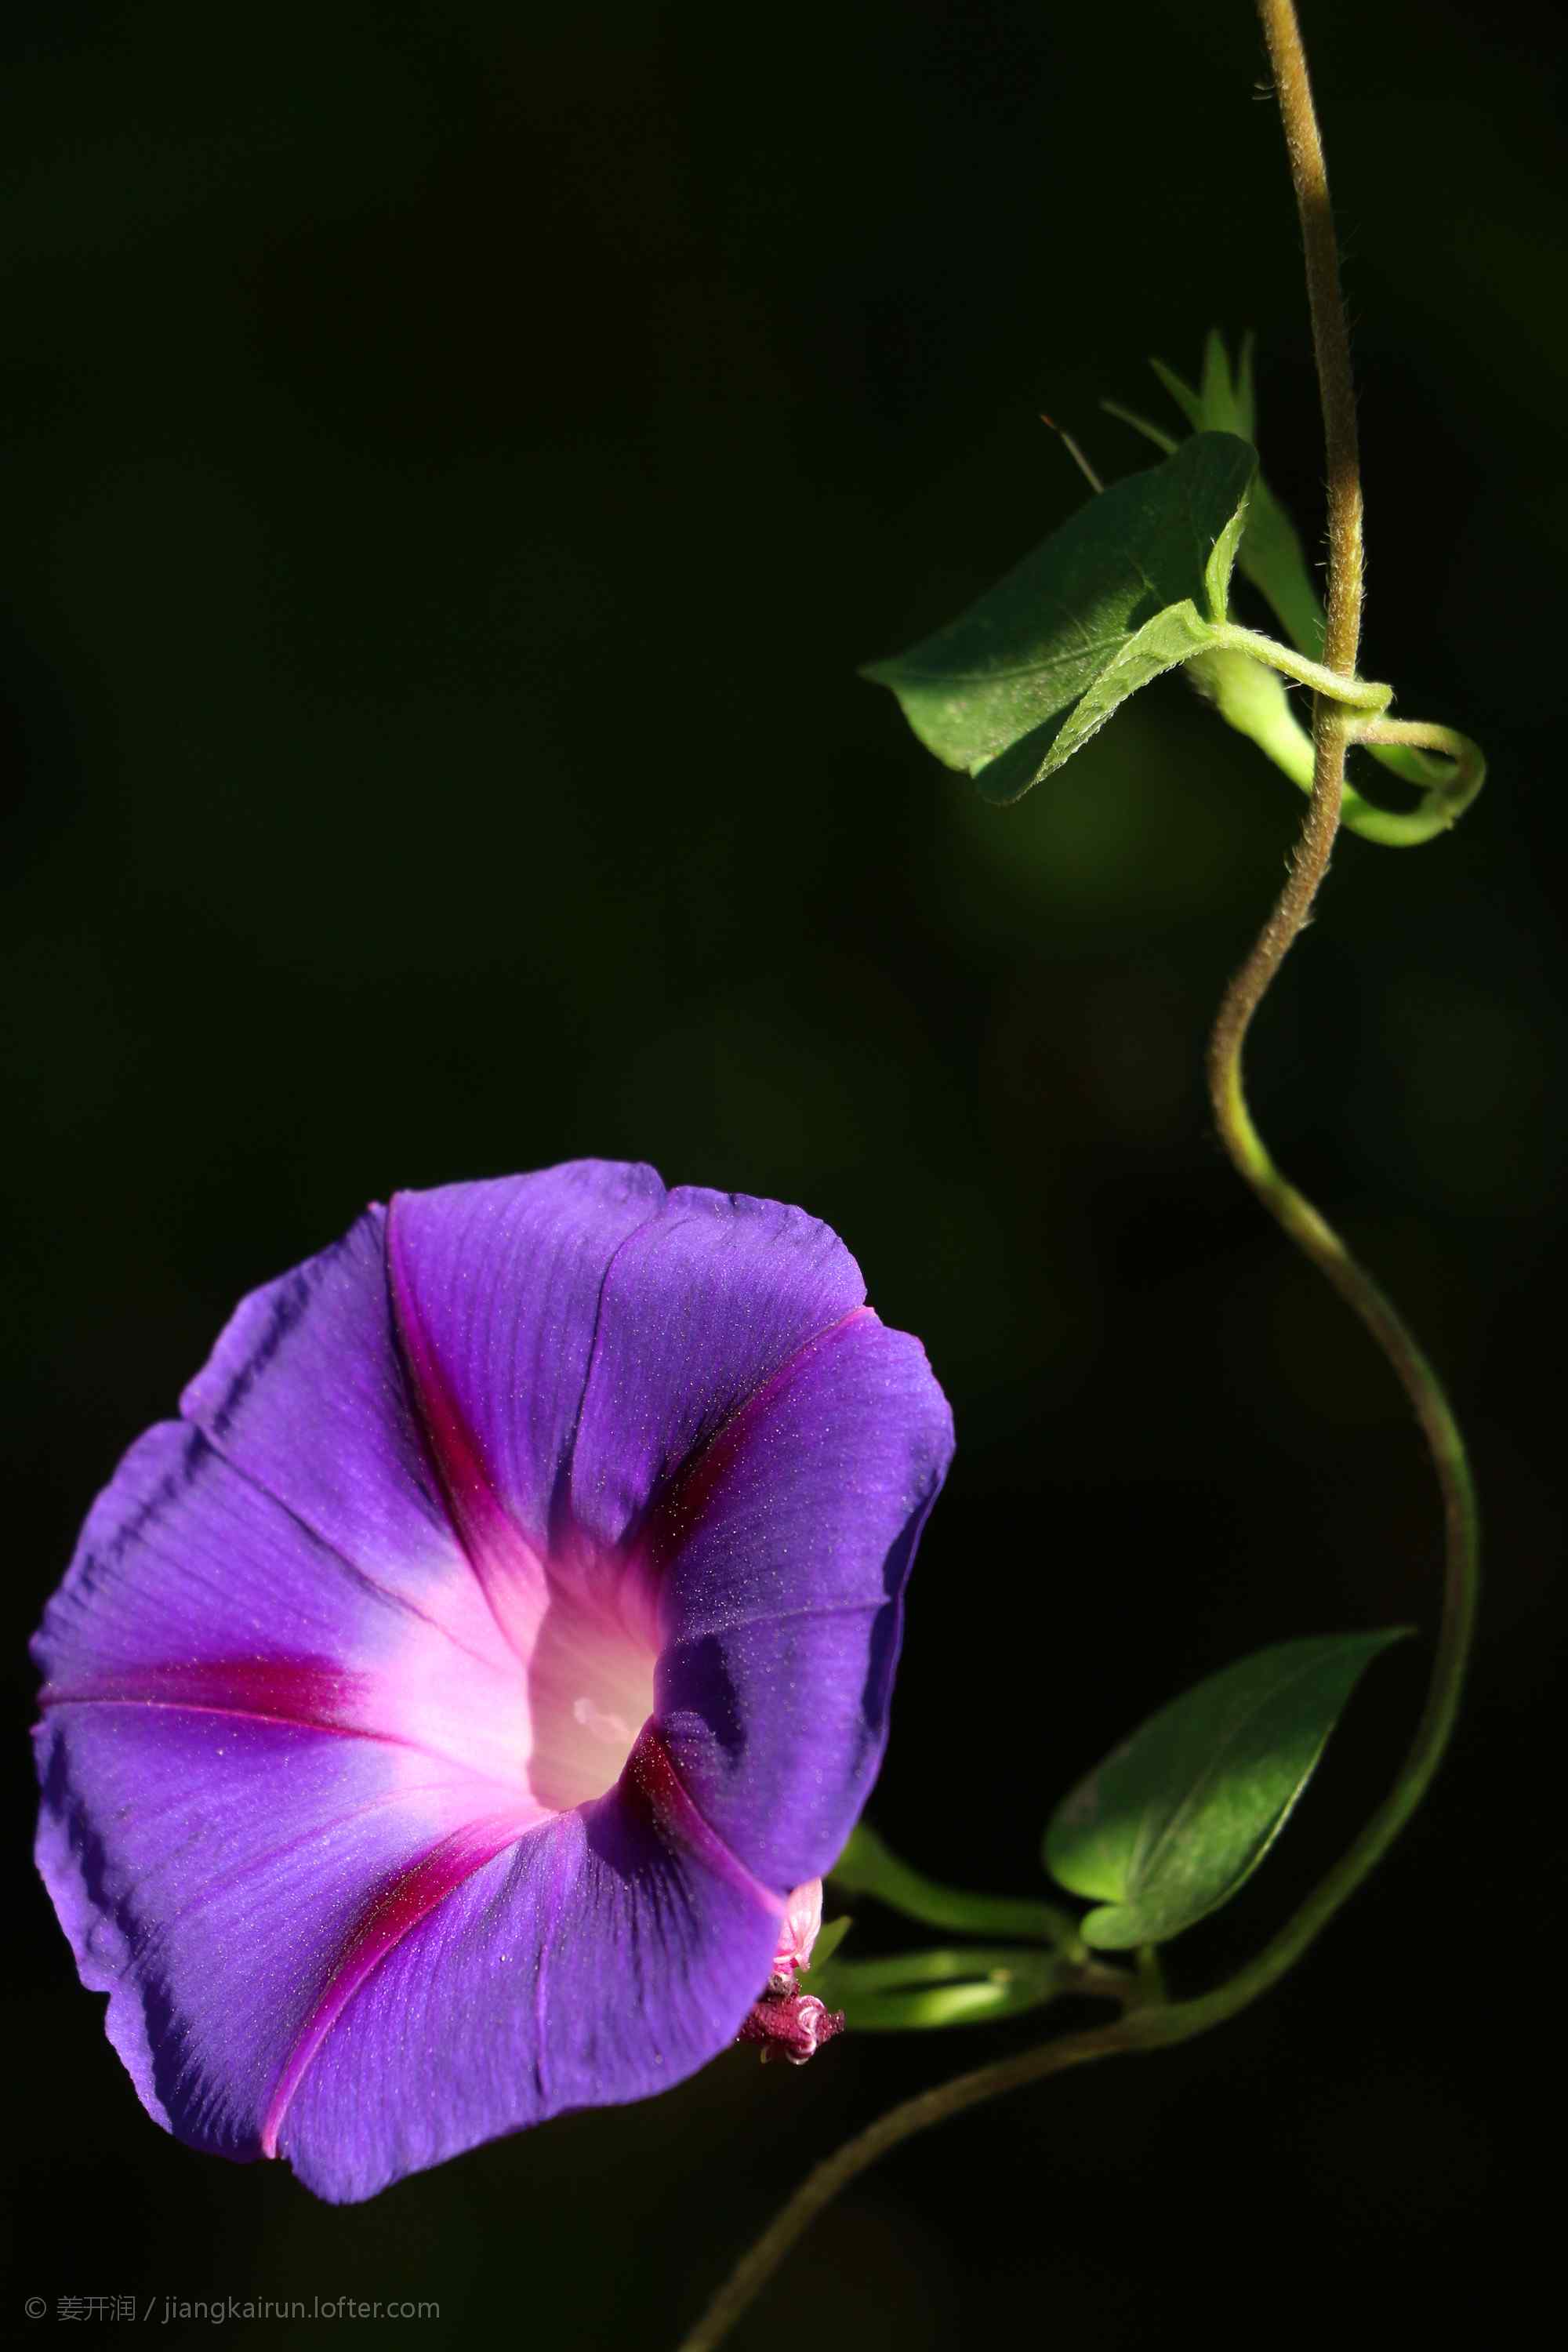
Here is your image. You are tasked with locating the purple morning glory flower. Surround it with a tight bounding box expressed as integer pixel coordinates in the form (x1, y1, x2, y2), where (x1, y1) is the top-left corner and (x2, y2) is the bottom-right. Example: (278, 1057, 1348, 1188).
(33, 1163, 953, 2202)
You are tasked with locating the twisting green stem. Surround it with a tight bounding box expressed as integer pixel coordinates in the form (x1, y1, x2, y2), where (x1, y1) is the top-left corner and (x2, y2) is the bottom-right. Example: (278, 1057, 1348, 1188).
(1258, 0, 1361, 677)
(676, 10, 1479, 2343)
(1348, 717, 1487, 831)
(1203, 0, 1482, 2067)
(1203, 622, 1389, 710)
(1192, 644, 1484, 845)
(1209, 0, 1361, 1112)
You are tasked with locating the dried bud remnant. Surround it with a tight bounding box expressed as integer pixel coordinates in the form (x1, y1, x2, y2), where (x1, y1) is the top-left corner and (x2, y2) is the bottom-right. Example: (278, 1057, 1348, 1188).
(736, 1878, 844, 2063)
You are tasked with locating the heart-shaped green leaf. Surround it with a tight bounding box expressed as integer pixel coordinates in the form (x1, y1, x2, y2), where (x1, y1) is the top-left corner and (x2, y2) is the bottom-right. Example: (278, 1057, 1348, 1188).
(862, 431, 1255, 803)
(1043, 1631, 1410, 1950)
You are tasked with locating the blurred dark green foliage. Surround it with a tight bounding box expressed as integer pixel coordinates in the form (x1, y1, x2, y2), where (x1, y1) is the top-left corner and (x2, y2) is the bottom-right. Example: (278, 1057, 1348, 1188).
(4, 2, 1558, 2343)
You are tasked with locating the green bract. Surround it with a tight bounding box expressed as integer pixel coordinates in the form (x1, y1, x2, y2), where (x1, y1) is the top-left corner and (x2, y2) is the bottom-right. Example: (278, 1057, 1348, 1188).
(806, 1946, 1069, 2033)
(1112, 329, 1330, 666)
(862, 432, 1256, 803)
(1042, 1632, 1410, 1950)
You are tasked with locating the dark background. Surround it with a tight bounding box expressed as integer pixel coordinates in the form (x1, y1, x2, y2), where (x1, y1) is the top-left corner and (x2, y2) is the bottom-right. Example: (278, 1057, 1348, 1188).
(4, 1, 1559, 2342)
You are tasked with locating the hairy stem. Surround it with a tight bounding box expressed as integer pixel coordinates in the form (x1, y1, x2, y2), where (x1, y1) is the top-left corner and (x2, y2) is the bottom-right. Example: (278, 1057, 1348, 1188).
(1348, 717, 1487, 832)
(1203, 621, 1388, 710)
(1209, 0, 1362, 1106)
(677, 9, 1479, 2343)
(1198, 0, 1479, 2058)
(1194, 642, 1485, 845)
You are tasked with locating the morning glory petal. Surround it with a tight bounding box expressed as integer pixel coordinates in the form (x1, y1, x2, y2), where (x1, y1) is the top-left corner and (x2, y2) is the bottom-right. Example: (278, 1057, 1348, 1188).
(36, 1420, 533, 1792)
(35, 1698, 532, 2165)
(653, 1311, 953, 1889)
(34, 1163, 953, 2198)
(274, 1733, 781, 2202)
(383, 1161, 667, 1559)
(180, 1207, 471, 1613)
(565, 1181, 866, 1548)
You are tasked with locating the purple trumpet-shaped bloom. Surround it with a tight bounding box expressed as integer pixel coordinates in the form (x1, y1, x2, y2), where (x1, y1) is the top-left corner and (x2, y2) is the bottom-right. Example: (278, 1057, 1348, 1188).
(33, 1163, 953, 2201)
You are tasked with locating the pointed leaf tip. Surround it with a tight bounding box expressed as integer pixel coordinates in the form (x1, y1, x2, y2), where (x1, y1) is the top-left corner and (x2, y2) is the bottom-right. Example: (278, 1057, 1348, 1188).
(1042, 1630, 1411, 1950)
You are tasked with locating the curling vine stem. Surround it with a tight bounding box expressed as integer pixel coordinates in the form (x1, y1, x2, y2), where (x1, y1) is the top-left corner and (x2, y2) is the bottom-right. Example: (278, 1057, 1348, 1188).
(1202, 621, 1390, 710)
(677, 8, 1479, 2343)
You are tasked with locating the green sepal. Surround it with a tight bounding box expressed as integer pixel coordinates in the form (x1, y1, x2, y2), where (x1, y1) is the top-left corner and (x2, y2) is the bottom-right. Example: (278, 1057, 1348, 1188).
(1043, 1631, 1410, 1950)
(803, 1913, 852, 1975)
(862, 433, 1255, 804)
(807, 1944, 1069, 2032)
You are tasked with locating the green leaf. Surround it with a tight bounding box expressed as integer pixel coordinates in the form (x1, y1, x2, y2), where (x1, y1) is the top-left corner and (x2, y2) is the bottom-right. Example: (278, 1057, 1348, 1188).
(1042, 1631, 1410, 1950)
(1112, 338, 1455, 814)
(862, 432, 1255, 804)
(1126, 340, 1323, 660)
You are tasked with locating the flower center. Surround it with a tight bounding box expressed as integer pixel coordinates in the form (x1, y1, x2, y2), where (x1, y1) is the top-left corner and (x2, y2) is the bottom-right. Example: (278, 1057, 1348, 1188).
(522, 1573, 659, 1813)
